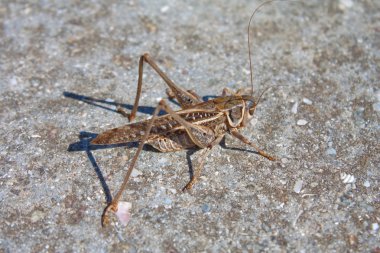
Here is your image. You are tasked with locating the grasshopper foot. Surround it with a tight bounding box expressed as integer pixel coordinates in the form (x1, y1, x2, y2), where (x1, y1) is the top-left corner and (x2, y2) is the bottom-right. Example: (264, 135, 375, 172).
(101, 202, 118, 227)
(182, 178, 197, 192)
(258, 150, 276, 161)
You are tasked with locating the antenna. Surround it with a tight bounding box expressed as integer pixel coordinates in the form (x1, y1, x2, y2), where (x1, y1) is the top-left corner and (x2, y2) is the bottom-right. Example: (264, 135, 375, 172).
(247, 0, 289, 95)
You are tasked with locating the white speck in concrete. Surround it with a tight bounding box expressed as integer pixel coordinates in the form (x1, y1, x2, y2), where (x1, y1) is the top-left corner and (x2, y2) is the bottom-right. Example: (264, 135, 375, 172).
(363, 180, 370, 188)
(371, 223, 379, 233)
(339, 0, 354, 9)
(293, 179, 303, 193)
(105, 98, 115, 103)
(131, 169, 142, 177)
(297, 119, 308, 126)
(340, 173, 355, 184)
(326, 147, 337, 156)
(160, 6, 169, 13)
(291, 101, 298, 114)
(10, 76, 18, 85)
(168, 188, 177, 194)
(302, 98, 313, 105)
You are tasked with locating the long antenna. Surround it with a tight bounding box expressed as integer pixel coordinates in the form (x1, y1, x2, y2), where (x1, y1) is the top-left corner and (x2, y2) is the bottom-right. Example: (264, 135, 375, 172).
(248, 0, 285, 95)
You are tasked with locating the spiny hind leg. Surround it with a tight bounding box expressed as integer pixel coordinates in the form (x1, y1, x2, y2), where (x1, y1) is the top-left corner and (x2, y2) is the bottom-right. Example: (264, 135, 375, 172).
(102, 98, 165, 226)
(126, 53, 202, 122)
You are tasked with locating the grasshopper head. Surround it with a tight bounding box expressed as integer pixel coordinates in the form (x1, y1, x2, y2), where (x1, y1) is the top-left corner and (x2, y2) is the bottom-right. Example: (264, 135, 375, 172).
(240, 95, 257, 126)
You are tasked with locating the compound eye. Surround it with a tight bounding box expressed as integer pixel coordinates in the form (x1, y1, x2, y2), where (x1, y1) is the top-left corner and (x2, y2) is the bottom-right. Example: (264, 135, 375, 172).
(229, 106, 243, 124)
(246, 100, 255, 109)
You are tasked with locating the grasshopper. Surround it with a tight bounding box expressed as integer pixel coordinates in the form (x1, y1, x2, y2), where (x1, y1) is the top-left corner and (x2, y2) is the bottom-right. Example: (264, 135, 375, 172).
(91, 1, 277, 226)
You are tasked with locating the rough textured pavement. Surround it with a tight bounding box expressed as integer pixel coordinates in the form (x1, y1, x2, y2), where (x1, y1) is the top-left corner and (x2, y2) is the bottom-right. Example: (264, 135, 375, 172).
(1, 0, 379, 252)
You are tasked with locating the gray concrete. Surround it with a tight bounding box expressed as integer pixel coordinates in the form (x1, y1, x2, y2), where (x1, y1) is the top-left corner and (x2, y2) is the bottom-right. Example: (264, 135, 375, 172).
(1, 0, 379, 252)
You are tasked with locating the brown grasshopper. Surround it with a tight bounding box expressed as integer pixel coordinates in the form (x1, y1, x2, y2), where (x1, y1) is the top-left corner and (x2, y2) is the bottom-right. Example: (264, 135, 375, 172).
(91, 1, 277, 226)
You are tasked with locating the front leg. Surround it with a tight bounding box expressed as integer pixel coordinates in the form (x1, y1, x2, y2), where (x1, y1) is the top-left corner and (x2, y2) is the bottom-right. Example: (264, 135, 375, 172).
(230, 128, 276, 161)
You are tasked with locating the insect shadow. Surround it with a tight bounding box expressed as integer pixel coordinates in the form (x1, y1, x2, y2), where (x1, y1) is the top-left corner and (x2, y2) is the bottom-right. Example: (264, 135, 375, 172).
(63, 91, 217, 116)
(63, 91, 157, 116)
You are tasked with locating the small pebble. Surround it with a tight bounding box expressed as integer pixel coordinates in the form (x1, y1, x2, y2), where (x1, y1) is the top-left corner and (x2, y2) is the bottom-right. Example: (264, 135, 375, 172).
(363, 180, 370, 188)
(340, 172, 355, 184)
(115, 201, 132, 225)
(131, 169, 142, 177)
(339, 0, 353, 9)
(293, 179, 303, 193)
(302, 98, 313, 105)
(201, 204, 211, 213)
(291, 102, 298, 114)
(297, 119, 308, 126)
(168, 188, 177, 194)
(10, 76, 18, 85)
(326, 147, 337, 156)
(160, 5, 169, 13)
(105, 98, 115, 103)
(281, 158, 288, 164)
(371, 223, 379, 233)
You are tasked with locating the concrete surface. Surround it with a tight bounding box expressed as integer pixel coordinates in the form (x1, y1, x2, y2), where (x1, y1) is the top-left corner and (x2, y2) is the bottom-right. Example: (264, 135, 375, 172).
(1, 0, 379, 252)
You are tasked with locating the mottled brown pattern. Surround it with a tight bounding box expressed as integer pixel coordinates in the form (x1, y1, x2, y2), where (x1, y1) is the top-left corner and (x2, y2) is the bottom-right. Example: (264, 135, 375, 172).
(91, 110, 226, 146)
